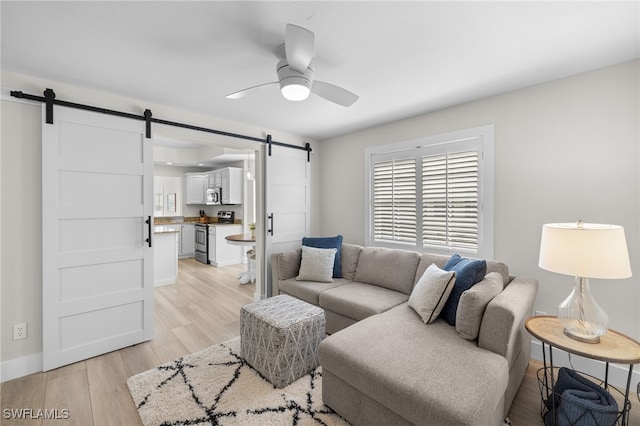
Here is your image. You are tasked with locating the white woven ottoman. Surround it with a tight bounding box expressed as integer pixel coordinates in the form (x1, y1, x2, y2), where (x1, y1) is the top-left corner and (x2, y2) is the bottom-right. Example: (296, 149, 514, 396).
(240, 294, 325, 388)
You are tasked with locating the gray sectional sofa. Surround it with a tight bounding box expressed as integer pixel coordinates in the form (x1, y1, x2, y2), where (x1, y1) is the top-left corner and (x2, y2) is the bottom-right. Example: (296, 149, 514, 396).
(270, 243, 538, 426)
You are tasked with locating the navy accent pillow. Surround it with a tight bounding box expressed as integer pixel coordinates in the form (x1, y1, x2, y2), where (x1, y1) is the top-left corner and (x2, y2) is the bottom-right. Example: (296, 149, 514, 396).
(440, 254, 487, 326)
(302, 235, 344, 278)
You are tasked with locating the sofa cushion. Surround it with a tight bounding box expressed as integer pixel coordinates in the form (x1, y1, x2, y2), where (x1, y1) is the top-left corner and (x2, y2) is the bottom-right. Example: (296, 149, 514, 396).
(408, 263, 456, 324)
(303, 235, 344, 278)
(414, 253, 452, 285)
(340, 243, 363, 281)
(486, 260, 509, 285)
(319, 282, 409, 321)
(279, 277, 350, 306)
(456, 272, 504, 340)
(273, 249, 302, 281)
(318, 304, 509, 426)
(296, 246, 337, 283)
(440, 254, 487, 325)
(353, 247, 420, 294)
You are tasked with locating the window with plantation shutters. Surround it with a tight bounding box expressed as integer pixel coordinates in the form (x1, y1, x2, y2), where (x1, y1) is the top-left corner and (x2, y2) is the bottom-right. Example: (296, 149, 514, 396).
(366, 126, 494, 258)
(372, 157, 417, 244)
(422, 150, 479, 252)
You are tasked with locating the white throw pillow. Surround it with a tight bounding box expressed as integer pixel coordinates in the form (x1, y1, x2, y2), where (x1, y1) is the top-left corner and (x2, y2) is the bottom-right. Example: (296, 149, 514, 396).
(408, 263, 456, 324)
(296, 246, 337, 283)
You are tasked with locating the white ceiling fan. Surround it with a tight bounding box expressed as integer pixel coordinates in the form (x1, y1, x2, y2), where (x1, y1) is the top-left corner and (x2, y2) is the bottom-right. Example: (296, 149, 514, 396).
(226, 24, 359, 107)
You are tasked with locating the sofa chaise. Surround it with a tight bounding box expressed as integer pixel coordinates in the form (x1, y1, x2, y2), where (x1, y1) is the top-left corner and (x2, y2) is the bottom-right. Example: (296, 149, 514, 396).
(271, 243, 538, 426)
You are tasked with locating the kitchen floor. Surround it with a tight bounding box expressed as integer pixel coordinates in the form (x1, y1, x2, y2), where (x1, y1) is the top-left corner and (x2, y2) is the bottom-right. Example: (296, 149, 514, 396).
(155, 258, 256, 357)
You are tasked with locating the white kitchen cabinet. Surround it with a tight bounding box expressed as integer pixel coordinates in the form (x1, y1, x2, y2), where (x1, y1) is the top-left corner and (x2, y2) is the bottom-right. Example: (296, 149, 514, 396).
(185, 173, 205, 204)
(153, 227, 179, 287)
(220, 167, 243, 204)
(209, 170, 221, 188)
(165, 223, 194, 257)
(185, 168, 241, 205)
(208, 224, 243, 266)
(179, 223, 195, 257)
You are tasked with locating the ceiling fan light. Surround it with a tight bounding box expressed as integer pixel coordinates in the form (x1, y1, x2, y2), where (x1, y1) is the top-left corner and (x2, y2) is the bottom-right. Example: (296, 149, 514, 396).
(280, 76, 311, 101)
(281, 84, 310, 101)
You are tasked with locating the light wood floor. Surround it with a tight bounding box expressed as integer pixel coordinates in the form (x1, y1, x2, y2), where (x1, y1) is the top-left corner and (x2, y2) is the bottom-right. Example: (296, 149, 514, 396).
(1, 259, 637, 425)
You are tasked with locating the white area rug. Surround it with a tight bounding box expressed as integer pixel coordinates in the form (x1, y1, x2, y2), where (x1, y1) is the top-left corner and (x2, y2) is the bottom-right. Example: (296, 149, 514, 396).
(127, 337, 349, 425)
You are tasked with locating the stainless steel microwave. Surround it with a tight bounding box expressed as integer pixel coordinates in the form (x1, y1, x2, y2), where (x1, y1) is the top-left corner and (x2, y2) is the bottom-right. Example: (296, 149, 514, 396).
(206, 187, 221, 205)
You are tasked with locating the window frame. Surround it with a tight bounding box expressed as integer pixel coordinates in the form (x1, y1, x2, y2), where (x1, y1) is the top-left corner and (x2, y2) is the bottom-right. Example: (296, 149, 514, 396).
(364, 125, 494, 259)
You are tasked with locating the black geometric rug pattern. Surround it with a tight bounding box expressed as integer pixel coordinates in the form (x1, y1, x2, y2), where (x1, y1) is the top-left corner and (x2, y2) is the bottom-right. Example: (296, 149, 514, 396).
(127, 337, 349, 426)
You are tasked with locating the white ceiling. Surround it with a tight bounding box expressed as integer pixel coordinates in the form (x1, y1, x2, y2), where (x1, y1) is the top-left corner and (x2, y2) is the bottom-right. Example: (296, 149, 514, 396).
(1, 1, 638, 141)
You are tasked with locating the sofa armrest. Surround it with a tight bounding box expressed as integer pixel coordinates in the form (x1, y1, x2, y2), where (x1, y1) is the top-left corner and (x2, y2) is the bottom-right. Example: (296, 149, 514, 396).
(478, 277, 538, 362)
(270, 249, 302, 295)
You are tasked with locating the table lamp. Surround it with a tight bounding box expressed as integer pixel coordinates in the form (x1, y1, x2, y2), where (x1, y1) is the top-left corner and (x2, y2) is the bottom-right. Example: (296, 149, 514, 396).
(538, 221, 632, 343)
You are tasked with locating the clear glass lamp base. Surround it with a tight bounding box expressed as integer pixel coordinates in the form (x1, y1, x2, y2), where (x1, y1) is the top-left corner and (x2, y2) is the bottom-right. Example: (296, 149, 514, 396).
(558, 277, 609, 344)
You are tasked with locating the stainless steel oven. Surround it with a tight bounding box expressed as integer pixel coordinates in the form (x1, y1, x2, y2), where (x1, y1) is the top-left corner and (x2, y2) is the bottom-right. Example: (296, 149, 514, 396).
(194, 223, 209, 264)
(194, 211, 234, 265)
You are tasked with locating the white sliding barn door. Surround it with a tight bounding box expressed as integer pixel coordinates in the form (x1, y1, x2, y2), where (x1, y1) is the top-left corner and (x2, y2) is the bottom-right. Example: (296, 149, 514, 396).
(42, 105, 153, 371)
(264, 144, 310, 296)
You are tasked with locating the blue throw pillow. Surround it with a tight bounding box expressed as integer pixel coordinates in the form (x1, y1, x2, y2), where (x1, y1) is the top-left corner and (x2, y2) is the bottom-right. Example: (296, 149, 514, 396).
(302, 235, 343, 278)
(440, 254, 487, 326)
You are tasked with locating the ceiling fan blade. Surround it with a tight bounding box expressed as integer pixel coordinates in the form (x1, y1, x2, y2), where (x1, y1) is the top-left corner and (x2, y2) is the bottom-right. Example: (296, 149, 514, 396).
(285, 24, 314, 73)
(226, 82, 278, 99)
(312, 81, 359, 107)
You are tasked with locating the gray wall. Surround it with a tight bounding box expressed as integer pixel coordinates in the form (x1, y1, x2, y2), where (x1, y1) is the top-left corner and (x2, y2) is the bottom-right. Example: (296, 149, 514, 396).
(316, 60, 640, 340)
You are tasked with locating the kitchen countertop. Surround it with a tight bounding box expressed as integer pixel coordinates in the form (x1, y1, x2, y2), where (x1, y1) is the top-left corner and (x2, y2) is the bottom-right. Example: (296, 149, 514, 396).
(154, 216, 242, 226)
(154, 226, 181, 234)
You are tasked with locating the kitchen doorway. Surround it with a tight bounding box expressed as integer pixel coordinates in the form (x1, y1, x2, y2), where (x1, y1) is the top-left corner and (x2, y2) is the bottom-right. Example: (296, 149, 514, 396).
(151, 128, 259, 310)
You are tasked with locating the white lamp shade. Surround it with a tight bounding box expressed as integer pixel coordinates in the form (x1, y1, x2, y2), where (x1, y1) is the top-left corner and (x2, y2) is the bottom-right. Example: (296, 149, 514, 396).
(539, 222, 632, 279)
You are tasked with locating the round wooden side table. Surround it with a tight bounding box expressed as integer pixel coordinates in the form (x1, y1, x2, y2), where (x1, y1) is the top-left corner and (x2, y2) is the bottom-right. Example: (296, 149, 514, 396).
(525, 315, 640, 425)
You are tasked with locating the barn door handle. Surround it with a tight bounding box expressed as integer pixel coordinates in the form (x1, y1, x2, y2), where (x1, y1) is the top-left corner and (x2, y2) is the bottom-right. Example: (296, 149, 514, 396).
(268, 213, 274, 236)
(145, 216, 152, 247)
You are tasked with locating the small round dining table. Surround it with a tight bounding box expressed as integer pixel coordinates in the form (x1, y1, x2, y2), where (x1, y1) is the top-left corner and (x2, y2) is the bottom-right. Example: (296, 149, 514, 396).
(225, 233, 256, 284)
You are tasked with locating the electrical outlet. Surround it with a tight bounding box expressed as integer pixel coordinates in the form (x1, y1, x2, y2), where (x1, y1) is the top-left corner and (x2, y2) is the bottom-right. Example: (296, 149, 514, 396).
(13, 323, 27, 340)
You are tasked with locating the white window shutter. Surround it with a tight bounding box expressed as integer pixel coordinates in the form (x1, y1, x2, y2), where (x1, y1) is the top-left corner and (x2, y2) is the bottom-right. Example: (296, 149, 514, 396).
(422, 150, 479, 252)
(372, 157, 416, 244)
(422, 154, 447, 247)
(446, 151, 479, 250)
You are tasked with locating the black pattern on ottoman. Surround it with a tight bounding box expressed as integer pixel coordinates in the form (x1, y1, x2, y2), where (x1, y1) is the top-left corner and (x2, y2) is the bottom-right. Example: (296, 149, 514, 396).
(240, 294, 325, 388)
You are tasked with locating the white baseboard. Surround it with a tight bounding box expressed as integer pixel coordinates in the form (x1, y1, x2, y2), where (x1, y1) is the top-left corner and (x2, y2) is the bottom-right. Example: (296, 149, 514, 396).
(1, 352, 43, 383)
(154, 277, 176, 287)
(531, 340, 640, 392)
